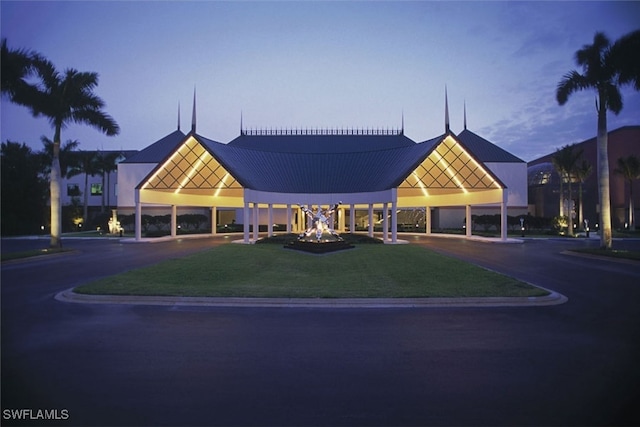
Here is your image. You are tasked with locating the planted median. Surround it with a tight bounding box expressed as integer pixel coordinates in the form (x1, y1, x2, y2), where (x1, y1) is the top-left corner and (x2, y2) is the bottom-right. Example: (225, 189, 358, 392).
(74, 243, 548, 298)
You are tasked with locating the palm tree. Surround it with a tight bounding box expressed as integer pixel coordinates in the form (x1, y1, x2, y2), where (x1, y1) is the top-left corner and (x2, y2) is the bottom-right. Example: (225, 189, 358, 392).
(552, 144, 582, 236)
(1, 38, 44, 100)
(71, 151, 100, 226)
(10, 57, 119, 247)
(574, 159, 593, 231)
(95, 151, 121, 212)
(614, 155, 640, 230)
(557, 30, 640, 249)
(39, 136, 80, 179)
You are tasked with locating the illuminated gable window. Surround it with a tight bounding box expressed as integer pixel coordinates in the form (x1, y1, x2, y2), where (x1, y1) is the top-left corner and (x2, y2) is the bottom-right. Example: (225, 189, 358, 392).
(142, 137, 242, 196)
(400, 136, 501, 194)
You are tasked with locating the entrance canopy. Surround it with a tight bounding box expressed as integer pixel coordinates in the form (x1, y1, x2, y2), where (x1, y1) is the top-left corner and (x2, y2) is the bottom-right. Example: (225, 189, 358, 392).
(131, 127, 512, 242)
(136, 128, 505, 208)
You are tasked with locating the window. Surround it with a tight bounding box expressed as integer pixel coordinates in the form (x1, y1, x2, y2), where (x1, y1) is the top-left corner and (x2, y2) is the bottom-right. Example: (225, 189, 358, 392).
(67, 184, 80, 197)
(90, 183, 103, 196)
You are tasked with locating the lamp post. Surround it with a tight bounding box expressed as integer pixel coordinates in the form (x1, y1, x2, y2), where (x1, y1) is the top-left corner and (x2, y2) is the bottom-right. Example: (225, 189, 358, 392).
(584, 219, 590, 238)
(520, 217, 525, 237)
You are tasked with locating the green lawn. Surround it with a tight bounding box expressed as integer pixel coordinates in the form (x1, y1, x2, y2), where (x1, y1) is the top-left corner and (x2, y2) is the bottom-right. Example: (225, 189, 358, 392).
(570, 247, 640, 261)
(1, 247, 71, 262)
(75, 243, 548, 298)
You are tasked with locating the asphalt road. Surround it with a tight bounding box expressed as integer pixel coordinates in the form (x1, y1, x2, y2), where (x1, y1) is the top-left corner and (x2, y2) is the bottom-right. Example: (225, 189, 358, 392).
(2, 235, 640, 426)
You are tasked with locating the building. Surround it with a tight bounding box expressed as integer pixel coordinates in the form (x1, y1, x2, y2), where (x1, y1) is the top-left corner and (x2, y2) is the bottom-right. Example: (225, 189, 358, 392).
(61, 150, 136, 208)
(528, 125, 640, 230)
(117, 95, 528, 242)
(58, 149, 136, 228)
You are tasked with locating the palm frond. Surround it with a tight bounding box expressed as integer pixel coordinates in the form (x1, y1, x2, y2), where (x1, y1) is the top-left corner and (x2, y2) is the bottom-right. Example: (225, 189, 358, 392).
(602, 83, 623, 114)
(72, 108, 120, 136)
(611, 29, 640, 90)
(556, 71, 590, 105)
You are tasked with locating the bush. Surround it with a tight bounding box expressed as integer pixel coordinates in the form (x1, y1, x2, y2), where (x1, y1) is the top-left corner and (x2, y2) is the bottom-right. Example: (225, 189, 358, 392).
(255, 232, 383, 245)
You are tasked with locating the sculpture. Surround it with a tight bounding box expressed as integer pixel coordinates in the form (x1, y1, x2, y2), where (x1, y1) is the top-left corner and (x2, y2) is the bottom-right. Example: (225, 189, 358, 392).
(299, 202, 342, 242)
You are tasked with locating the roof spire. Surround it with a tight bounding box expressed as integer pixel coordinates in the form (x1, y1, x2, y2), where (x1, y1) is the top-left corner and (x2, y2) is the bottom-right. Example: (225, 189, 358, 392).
(463, 99, 467, 130)
(240, 110, 244, 135)
(191, 86, 196, 134)
(177, 102, 181, 131)
(401, 109, 405, 135)
(445, 85, 450, 133)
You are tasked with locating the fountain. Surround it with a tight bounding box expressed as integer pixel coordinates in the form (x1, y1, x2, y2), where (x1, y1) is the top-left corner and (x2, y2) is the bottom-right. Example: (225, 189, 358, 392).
(285, 202, 354, 254)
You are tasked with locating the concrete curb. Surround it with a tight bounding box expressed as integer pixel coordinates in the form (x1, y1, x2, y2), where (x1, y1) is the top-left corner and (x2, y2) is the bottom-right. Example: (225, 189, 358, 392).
(55, 288, 568, 308)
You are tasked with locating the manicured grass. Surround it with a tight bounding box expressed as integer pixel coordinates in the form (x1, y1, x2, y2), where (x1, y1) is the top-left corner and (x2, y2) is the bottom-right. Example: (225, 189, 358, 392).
(1, 247, 71, 262)
(570, 247, 640, 261)
(75, 244, 548, 298)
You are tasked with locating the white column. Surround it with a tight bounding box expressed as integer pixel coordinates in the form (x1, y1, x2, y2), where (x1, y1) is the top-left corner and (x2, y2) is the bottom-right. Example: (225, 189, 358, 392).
(465, 205, 472, 237)
(383, 202, 388, 242)
(211, 206, 217, 235)
(268, 203, 273, 237)
(171, 204, 177, 238)
(135, 190, 142, 241)
(338, 207, 345, 232)
(350, 204, 355, 234)
(501, 189, 508, 241)
(286, 204, 292, 233)
(368, 204, 374, 237)
(391, 200, 398, 243)
(253, 203, 259, 241)
(425, 206, 431, 235)
(296, 207, 301, 233)
(331, 208, 336, 232)
(243, 201, 250, 243)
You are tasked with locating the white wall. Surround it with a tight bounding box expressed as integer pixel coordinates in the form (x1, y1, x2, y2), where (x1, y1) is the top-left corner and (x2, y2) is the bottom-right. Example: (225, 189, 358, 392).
(117, 163, 156, 208)
(60, 171, 118, 207)
(485, 162, 528, 208)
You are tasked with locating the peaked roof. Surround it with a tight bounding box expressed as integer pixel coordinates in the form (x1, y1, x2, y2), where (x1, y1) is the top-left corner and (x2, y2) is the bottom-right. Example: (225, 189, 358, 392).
(122, 129, 186, 163)
(457, 129, 525, 163)
(199, 134, 440, 193)
(132, 127, 515, 195)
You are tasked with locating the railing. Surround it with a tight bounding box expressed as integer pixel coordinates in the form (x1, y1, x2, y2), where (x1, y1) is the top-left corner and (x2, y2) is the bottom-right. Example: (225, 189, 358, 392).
(240, 127, 403, 136)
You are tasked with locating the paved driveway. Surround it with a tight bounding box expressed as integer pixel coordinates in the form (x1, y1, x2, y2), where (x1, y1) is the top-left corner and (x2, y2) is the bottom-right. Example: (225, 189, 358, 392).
(2, 235, 640, 426)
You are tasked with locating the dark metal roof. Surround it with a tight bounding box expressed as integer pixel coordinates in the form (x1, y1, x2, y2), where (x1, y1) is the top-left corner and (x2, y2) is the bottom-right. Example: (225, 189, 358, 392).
(227, 133, 417, 153)
(121, 129, 186, 163)
(456, 129, 525, 163)
(132, 128, 516, 194)
(198, 134, 440, 193)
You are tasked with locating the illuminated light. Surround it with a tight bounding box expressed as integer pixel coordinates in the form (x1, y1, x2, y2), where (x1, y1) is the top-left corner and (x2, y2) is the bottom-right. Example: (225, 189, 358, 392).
(175, 156, 205, 194)
(142, 144, 186, 190)
(432, 150, 468, 194)
(214, 172, 230, 197)
(412, 172, 429, 197)
(446, 137, 502, 189)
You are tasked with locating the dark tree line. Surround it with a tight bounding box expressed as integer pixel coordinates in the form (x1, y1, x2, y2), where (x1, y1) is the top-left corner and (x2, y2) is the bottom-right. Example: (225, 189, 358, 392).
(1, 141, 122, 236)
(1, 142, 48, 235)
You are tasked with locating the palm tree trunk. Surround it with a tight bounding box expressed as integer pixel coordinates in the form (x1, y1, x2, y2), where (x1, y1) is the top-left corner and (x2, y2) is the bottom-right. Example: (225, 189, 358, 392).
(101, 172, 106, 213)
(559, 179, 564, 217)
(597, 102, 612, 249)
(83, 172, 89, 226)
(50, 130, 62, 248)
(630, 180, 635, 230)
(106, 173, 111, 208)
(578, 182, 584, 231)
(567, 179, 574, 236)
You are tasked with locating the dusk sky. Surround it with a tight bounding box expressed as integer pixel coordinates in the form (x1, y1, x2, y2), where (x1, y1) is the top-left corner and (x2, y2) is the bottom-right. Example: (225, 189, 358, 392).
(1, 1, 639, 162)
